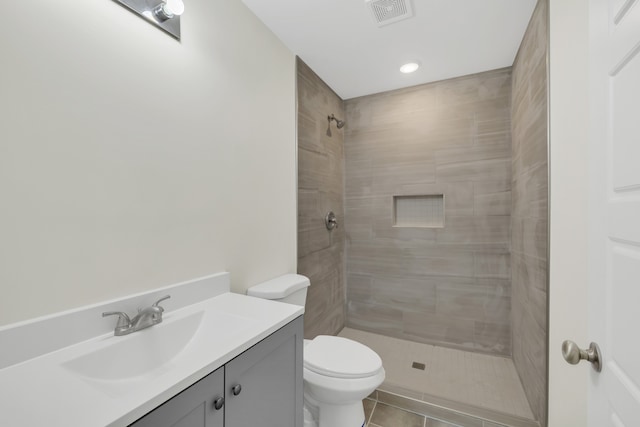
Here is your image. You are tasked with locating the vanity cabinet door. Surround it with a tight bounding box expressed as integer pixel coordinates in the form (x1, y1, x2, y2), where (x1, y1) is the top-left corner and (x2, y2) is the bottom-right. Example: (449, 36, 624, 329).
(225, 316, 303, 427)
(130, 367, 225, 427)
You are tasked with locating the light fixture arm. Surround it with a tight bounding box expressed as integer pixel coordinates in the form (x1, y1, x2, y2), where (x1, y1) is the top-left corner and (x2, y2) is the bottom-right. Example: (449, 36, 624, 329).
(112, 0, 184, 40)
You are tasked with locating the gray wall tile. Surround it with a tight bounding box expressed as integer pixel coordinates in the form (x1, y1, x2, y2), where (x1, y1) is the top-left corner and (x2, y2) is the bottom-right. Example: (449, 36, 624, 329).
(403, 311, 477, 350)
(347, 300, 404, 335)
(344, 68, 513, 355)
(297, 58, 346, 338)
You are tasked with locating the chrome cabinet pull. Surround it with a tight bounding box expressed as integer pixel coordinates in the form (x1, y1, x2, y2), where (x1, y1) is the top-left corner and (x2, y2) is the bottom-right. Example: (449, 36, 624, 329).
(213, 397, 224, 410)
(231, 384, 242, 396)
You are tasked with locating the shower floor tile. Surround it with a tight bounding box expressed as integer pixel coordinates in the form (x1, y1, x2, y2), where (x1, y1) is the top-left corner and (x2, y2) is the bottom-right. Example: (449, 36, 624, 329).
(339, 328, 535, 422)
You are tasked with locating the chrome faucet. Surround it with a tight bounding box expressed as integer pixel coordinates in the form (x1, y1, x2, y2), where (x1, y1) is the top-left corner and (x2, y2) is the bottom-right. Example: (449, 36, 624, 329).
(102, 295, 171, 336)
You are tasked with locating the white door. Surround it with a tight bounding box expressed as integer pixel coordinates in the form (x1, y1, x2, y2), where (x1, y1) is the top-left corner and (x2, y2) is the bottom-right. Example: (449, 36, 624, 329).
(586, 0, 640, 425)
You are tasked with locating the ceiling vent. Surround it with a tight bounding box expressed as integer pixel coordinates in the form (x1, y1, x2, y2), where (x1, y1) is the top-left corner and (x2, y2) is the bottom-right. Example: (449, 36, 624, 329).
(365, 0, 414, 27)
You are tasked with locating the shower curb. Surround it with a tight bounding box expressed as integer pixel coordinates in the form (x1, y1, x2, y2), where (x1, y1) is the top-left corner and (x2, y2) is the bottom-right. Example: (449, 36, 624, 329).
(368, 387, 540, 427)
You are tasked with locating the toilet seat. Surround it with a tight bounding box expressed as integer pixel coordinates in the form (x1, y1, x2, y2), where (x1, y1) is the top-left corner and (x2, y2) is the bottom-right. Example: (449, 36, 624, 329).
(304, 336, 383, 379)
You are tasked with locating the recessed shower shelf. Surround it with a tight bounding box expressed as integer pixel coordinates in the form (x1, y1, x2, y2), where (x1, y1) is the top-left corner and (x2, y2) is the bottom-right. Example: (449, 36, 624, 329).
(393, 194, 445, 228)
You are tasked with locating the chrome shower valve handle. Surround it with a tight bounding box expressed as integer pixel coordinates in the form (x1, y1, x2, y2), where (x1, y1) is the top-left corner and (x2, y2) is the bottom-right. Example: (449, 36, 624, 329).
(325, 211, 338, 231)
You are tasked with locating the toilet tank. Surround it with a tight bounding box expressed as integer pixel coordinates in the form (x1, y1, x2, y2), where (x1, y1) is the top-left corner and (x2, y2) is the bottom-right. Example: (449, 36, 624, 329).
(246, 274, 310, 307)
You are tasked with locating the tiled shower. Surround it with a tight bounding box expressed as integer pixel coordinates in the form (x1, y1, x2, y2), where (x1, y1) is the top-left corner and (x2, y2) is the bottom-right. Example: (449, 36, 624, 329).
(297, 1, 548, 426)
(344, 67, 513, 356)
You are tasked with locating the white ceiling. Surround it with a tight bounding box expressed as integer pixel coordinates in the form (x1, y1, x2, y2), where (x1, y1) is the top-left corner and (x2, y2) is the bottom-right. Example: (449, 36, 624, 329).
(241, 0, 538, 100)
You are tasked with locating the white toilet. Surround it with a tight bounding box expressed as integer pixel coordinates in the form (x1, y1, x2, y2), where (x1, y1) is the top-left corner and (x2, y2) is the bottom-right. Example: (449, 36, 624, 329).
(247, 274, 385, 427)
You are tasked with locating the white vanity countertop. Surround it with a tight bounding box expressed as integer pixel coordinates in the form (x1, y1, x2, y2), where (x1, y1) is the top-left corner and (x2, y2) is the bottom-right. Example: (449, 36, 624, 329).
(0, 292, 303, 427)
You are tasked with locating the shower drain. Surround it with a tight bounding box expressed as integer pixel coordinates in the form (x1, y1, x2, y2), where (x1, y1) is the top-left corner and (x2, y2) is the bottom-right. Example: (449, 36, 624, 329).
(411, 361, 426, 370)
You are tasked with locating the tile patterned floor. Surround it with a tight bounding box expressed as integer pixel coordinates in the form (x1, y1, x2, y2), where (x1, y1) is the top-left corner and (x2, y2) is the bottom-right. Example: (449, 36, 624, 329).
(339, 328, 535, 423)
(364, 399, 504, 427)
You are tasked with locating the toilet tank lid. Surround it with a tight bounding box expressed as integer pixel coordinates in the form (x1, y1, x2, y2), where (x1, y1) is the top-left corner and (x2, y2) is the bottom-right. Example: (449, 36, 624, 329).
(247, 274, 310, 299)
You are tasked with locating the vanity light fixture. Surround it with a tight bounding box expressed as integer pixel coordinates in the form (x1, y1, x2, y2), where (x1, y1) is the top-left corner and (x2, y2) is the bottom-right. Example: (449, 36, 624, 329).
(153, 0, 185, 22)
(400, 62, 420, 74)
(112, 0, 184, 40)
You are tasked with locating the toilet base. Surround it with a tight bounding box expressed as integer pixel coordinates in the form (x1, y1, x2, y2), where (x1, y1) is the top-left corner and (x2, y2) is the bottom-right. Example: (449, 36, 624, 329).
(304, 394, 365, 427)
(303, 404, 318, 427)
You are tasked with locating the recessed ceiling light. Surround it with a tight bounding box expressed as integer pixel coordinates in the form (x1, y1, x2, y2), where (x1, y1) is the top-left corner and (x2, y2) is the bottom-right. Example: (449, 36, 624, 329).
(400, 62, 420, 74)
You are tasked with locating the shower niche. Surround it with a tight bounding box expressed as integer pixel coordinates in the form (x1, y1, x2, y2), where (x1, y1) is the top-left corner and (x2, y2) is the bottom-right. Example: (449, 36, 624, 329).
(393, 194, 445, 228)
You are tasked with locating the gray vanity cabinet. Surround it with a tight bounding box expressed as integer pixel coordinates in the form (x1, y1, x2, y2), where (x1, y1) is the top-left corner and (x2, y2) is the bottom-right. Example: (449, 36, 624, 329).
(225, 316, 303, 427)
(130, 367, 224, 427)
(130, 316, 303, 427)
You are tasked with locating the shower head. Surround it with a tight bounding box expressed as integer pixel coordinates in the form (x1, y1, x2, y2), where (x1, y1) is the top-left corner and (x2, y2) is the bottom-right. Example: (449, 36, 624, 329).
(327, 114, 346, 137)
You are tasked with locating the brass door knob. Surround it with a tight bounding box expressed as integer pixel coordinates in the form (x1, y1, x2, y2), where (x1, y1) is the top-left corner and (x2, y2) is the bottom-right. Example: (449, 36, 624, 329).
(562, 340, 602, 372)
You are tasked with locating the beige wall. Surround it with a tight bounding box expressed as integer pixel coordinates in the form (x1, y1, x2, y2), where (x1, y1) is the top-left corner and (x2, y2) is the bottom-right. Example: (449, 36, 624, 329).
(548, 0, 589, 424)
(0, 1, 297, 326)
(344, 69, 513, 355)
(296, 59, 346, 338)
(510, 0, 549, 425)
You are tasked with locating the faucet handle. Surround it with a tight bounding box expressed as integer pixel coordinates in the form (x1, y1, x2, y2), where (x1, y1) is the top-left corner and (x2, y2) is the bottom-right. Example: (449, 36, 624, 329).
(152, 295, 171, 311)
(102, 311, 132, 333)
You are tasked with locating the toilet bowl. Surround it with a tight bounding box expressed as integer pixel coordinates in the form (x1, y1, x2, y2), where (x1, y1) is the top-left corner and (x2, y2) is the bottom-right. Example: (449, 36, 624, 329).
(303, 336, 385, 427)
(247, 274, 385, 427)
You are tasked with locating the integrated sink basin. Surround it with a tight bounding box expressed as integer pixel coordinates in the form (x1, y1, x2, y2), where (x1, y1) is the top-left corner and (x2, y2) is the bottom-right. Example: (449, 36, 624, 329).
(63, 306, 258, 395)
(64, 311, 203, 382)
